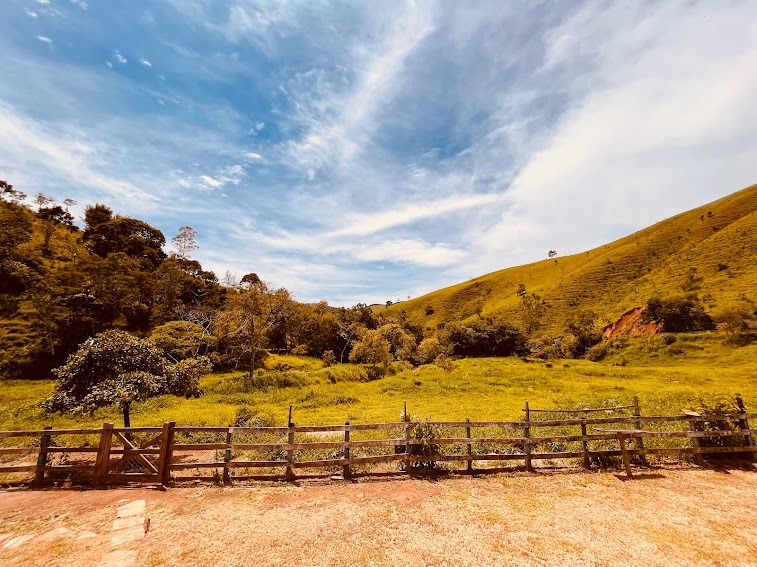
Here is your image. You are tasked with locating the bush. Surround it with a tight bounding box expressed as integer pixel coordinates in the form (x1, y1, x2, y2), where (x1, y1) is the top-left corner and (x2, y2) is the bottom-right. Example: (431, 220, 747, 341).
(645, 295, 714, 332)
(322, 350, 337, 367)
(586, 341, 610, 362)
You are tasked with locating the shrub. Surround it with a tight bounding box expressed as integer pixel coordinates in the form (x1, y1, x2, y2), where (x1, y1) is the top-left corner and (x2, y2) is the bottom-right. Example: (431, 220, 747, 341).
(322, 350, 337, 367)
(645, 295, 714, 332)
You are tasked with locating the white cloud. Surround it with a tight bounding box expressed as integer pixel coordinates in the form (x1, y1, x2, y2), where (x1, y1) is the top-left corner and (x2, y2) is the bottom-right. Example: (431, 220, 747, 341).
(0, 104, 157, 205)
(280, 3, 435, 176)
(245, 152, 262, 159)
(464, 2, 757, 277)
(354, 239, 465, 267)
(113, 51, 127, 64)
(26, 10, 38, 18)
(140, 58, 152, 67)
(200, 175, 222, 188)
(333, 193, 503, 238)
(36, 0, 50, 4)
(105, 61, 113, 68)
(36, 36, 52, 44)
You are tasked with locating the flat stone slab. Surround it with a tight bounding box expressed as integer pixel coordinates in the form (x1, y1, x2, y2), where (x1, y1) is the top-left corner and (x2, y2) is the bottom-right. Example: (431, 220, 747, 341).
(116, 500, 146, 518)
(99, 549, 138, 567)
(110, 525, 145, 546)
(2, 534, 35, 549)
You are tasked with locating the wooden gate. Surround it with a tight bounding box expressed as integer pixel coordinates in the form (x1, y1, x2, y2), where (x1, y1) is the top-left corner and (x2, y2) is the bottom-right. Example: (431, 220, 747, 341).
(94, 422, 173, 485)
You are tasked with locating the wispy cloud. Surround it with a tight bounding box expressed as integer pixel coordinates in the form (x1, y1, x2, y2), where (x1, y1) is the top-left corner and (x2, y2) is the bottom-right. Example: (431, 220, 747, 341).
(36, 35, 52, 44)
(113, 51, 127, 64)
(139, 58, 152, 67)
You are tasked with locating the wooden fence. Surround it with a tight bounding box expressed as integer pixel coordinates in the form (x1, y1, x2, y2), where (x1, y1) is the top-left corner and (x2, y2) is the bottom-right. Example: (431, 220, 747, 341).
(1, 397, 754, 486)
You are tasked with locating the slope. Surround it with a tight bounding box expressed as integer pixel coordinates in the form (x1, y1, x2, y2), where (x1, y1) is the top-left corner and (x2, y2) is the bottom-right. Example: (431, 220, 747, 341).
(381, 184, 757, 334)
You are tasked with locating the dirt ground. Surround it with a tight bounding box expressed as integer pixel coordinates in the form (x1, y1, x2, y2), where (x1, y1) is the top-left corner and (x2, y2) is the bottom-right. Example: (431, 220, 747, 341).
(1, 466, 756, 566)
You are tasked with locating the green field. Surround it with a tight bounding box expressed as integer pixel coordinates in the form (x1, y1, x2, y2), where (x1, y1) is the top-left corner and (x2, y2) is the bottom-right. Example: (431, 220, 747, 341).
(2, 332, 755, 431)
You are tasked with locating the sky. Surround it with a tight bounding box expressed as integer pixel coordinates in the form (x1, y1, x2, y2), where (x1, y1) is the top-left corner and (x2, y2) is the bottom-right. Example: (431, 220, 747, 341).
(1, 1, 756, 306)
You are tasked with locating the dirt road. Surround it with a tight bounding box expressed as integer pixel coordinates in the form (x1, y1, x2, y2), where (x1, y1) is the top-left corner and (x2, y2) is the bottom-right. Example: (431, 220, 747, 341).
(1, 467, 756, 566)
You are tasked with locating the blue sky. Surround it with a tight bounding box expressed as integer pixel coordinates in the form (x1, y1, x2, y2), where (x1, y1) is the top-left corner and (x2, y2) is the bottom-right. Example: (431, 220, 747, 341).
(2, 1, 756, 306)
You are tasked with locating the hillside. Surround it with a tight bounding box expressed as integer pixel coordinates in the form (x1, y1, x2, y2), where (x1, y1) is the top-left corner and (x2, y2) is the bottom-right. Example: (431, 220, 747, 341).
(382, 184, 757, 334)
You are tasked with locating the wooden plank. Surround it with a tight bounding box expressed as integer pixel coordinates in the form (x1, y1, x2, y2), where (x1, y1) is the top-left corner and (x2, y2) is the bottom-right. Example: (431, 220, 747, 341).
(343, 421, 351, 479)
(112, 427, 162, 434)
(530, 451, 584, 460)
(524, 401, 533, 472)
(43, 464, 94, 471)
(157, 421, 174, 487)
(421, 421, 524, 429)
(285, 417, 295, 480)
(110, 448, 162, 455)
(292, 459, 347, 469)
(223, 426, 233, 485)
(581, 418, 590, 469)
(0, 447, 39, 455)
(33, 427, 52, 486)
(169, 461, 225, 470)
(350, 454, 407, 465)
(162, 421, 176, 485)
(94, 422, 114, 485)
(466, 419, 473, 473)
(173, 426, 234, 433)
(736, 395, 755, 463)
(527, 405, 635, 413)
(172, 443, 228, 451)
(111, 431, 159, 474)
(633, 396, 648, 467)
(686, 412, 706, 466)
(106, 473, 159, 484)
(226, 461, 287, 468)
(47, 447, 100, 453)
(0, 429, 102, 438)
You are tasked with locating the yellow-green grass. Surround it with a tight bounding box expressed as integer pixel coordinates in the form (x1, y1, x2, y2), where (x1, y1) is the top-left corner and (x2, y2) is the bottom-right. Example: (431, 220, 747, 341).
(2, 333, 755, 431)
(382, 183, 757, 332)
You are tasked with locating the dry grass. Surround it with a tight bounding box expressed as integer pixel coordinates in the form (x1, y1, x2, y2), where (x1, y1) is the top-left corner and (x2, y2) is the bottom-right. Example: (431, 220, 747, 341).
(1, 467, 756, 566)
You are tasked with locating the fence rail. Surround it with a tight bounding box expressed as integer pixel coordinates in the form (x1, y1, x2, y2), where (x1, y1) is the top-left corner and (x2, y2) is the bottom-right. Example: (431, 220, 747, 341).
(0, 397, 754, 485)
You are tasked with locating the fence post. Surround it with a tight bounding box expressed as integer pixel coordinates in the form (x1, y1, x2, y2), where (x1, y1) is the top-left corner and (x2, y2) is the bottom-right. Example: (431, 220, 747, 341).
(580, 415, 590, 469)
(735, 395, 755, 462)
(633, 396, 648, 467)
(33, 426, 52, 487)
(404, 402, 412, 476)
(466, 418, 473, 474)
(684, 410, 705, 466)
(94, 422, 114, 486)
(223, 425, 233, 484)
(342, 422, 351, 479)
(286, 405, 295, 481)
(524, 401, 533, 472)
(159, 421, 176, 485)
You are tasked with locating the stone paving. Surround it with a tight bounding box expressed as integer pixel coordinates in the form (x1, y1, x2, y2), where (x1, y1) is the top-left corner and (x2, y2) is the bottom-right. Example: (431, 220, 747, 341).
(0, 498, 149, 566)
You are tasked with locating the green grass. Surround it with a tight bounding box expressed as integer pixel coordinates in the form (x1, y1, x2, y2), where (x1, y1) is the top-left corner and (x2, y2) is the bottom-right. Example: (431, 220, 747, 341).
(2, 332, 755, 431)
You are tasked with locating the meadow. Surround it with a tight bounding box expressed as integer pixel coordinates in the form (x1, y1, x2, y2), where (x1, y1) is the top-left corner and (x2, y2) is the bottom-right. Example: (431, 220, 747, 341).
(1, 332, 755, 431)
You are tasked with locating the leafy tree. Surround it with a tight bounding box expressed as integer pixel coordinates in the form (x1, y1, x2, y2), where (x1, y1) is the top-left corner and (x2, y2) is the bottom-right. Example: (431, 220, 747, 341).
(45, 330, 208, 426)
(216, 280, 290, 374)
(83, 203, 113, 229)
(378, 322, 417, 361)
(83, 215, 166, 269)
(149, 321, 213, 361)
(645, 295, 714, 332)
(37, 205, 76, 256)
(0, 201, 33, 258)
(415, 336, 449, 364)
(444, 318, 526, 358)
(564, 310, 602, 356)
(349, 329, 392, 370)
(520, 292, 544, 336)
(0, 180, 26, 203)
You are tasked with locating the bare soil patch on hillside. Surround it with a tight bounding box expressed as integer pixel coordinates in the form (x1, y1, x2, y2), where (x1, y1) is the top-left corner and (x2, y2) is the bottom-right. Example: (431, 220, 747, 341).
(1, 466, 756, 566)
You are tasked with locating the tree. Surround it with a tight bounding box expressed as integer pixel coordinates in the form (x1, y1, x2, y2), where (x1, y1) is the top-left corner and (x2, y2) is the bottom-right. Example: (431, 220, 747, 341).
(378, 322, 417, 361)
(45, 330, 209, 426)
(37, 205, 75, 256)
(172, 225, 198, 258)
(149, 321, 213, 361)
(520, 293, 544, 337)
(216, 280, 290, 375)
(83, 215, 166, 269)
(0, 180, 26, 203)
(645, 295, 714, 332)
(349, 329, 392, 369)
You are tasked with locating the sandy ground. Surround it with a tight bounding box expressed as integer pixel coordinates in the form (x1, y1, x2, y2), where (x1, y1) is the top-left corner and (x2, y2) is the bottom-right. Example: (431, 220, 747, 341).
(1, 466, 756, 566)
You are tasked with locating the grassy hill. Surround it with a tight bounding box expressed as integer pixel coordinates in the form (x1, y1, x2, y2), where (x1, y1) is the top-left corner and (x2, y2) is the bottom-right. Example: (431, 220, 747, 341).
(381, 184, 757, 334)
